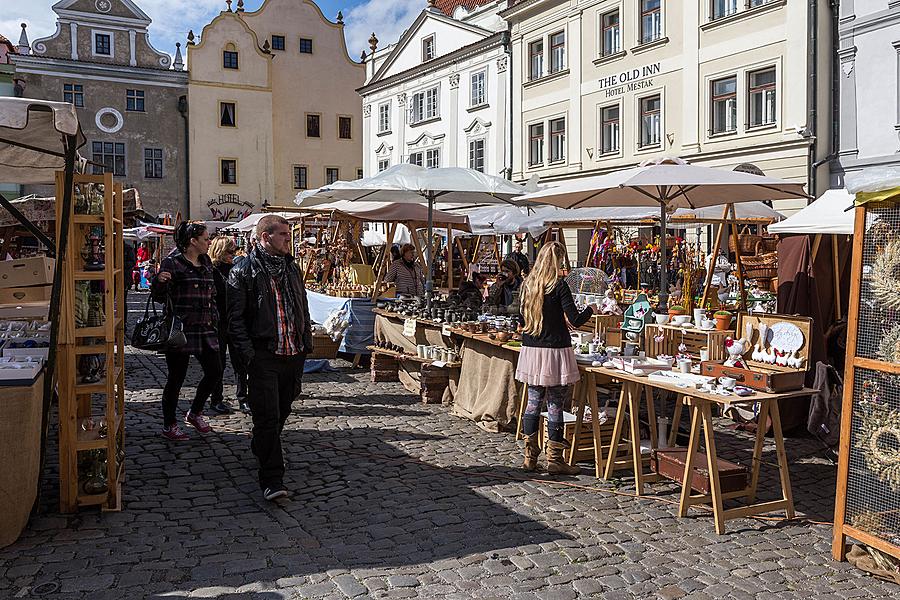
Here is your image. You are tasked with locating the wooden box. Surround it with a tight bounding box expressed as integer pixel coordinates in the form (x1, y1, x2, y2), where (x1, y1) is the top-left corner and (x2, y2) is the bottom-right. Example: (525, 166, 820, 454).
(370, 352, 399, 382)
(700, 361, 806, 393)
(0, 285, 52, 304)
(0, 257, 54, 289)
(735, 313, 812, 374)
(308, 333, 340, 359)
(644, 324, 733, 361)
(651, 448, 748, 495)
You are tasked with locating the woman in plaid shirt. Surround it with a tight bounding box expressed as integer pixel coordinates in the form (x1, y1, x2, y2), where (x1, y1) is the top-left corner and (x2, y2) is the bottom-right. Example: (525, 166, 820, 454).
(151, 222, 223, 441)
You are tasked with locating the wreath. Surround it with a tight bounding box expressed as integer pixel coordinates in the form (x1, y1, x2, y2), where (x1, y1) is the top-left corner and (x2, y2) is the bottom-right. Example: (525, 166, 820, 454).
(859, 401, 900, 492)
(871, 239, 900, 312)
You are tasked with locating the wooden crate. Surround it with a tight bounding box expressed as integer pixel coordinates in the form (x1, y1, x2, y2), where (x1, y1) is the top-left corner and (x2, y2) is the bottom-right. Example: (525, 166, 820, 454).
(370, 352, 399, 382)
(308, 333, 341, 359)
(577, 313, 622, 339)
(644, 324, 733, 361)
(540, 409, 619, 463)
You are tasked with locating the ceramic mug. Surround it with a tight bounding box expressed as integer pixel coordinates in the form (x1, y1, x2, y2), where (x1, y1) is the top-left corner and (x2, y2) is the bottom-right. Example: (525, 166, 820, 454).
(678, 359, 692, 373)
(719, 376, 737, 390)
(417, 344, 427, 358)
(700, 349, 710, 362)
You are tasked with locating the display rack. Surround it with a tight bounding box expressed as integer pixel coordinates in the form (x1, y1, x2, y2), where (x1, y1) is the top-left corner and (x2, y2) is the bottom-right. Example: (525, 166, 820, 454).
(55, 172, 125, 513)
(833, 201, 900, 561)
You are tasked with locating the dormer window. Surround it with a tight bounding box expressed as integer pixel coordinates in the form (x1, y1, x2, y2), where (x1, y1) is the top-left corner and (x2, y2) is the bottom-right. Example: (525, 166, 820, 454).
(223, 44, 238, 69)
(422, 35, 435, 61)
(94, 33, 111, 56)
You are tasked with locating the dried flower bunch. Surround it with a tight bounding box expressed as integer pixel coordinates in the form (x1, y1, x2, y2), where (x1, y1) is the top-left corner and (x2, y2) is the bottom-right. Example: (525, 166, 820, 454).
(871, 239, 900, 312)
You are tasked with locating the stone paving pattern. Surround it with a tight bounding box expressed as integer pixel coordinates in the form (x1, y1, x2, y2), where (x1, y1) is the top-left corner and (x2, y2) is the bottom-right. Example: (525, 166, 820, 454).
(1, 292, 897, 599)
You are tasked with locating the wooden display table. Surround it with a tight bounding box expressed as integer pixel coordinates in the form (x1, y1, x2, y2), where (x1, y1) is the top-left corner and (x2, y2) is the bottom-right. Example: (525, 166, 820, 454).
(586, 365, 814, 534)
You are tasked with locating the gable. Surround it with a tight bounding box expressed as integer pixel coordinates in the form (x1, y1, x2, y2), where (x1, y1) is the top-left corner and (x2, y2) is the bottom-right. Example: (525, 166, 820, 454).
(372, 11, 491, 82)
(53, 0, 152, 24)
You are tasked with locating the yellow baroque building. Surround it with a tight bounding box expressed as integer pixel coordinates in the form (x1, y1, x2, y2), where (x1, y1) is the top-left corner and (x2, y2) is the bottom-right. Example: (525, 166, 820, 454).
(188, 0, 364, 220)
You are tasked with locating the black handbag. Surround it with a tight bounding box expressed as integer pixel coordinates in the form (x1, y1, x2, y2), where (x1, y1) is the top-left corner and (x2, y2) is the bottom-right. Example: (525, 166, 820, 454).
(131, 294, 187, 351)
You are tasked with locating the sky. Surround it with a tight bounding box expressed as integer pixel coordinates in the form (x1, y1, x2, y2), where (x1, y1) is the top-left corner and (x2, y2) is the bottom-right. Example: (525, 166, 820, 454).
(2, 0, 425, 63)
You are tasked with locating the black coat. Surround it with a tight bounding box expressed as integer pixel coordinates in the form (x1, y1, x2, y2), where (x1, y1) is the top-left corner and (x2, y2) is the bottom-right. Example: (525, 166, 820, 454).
(226, 247, 313, 365)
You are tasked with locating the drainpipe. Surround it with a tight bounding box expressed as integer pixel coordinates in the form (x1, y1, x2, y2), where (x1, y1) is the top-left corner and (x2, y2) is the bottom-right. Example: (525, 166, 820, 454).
(178, 95, 190, 218)
(829, 0, 840, 185)
(503, 28, 513, 181)
(807, 0, 819, 199)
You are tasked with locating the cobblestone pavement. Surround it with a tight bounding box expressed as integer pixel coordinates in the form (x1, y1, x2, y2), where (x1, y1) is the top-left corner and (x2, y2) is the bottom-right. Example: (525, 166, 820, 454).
(1, 292, 896, 599)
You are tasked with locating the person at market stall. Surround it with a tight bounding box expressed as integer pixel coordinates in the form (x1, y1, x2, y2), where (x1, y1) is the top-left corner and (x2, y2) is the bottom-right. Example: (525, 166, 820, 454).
(384, 243, 425, 296)
(488, 259, 523, 307)
(207, 236, 245, 416)
(137, 241, 151, 264)
(227, 214, 313, 502)
(457, 271, 488, 305)
(152, 222, 223, 441)
(505, 239, 531, 276)
(516, 241, 598, 476)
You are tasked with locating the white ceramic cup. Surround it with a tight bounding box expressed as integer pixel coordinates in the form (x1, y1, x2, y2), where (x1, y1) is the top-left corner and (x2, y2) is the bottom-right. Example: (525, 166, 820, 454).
(700, 349, 710, 362)
(719, 376, 737, 390)
(678, 359, 692, 373)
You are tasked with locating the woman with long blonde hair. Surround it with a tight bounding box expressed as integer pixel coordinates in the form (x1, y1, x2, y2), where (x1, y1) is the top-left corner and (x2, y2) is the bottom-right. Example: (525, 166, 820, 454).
(516, 241, 597, 475)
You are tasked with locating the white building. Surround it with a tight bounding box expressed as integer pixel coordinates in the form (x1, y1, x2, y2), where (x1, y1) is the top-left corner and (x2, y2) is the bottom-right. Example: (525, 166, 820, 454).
(832, 0, 900, 185)
(359, 1, 510, 178)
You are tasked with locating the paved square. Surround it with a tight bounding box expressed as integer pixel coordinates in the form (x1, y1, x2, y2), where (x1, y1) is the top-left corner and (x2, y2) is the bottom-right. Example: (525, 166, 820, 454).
(1, 293, 896, 599)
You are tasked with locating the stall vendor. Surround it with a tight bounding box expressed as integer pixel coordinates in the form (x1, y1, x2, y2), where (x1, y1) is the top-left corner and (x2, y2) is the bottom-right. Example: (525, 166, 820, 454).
(385, 243, 425, 296)
(488, 259, 523, 307)
(458, 271, 488, 305)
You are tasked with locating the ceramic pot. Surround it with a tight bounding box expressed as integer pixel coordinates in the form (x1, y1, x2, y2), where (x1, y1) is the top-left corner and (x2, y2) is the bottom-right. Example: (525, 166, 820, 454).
(714, 313, 732, 331)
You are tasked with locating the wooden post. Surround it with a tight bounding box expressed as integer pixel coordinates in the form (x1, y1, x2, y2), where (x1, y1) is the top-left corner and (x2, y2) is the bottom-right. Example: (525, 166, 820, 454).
(472, 235, 482, 266)
(832, 235, 841, 320)
(447, 226, 454, 291)
(371, 222, 396, 299)
(811, 233, 823, 262)
(558, 228, 571, 271)
(728, 204, 747, 310)
(700, 206, 729, 309)
(455, 237, 469, 274)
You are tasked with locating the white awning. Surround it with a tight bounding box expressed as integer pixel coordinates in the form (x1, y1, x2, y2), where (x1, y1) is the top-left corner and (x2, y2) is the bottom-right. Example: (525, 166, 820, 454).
(767, 189, 854, 235)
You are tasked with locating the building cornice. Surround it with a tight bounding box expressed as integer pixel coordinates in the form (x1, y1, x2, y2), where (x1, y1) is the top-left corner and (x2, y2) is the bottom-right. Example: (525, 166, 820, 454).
(499, 0, 563, 22)
(11, 54, 188, 83)
(839, 6, 900, 36)
(358, 32, 504, 97)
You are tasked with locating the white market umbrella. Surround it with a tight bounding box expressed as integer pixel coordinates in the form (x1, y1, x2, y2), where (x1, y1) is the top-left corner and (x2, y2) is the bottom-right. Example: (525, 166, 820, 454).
(768, 188, 854, 235)
(228, 211, 301, 233)
(518, 158, 808, 307)
(296, 164, 534, 301)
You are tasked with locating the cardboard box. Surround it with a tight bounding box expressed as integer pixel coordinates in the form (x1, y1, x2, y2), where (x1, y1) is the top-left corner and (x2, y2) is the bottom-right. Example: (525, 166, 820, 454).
(0, 302, 50, 320)
(0, 257, 54, 288)
(0, 285, 52, 304)
(0, 356, 44, 383)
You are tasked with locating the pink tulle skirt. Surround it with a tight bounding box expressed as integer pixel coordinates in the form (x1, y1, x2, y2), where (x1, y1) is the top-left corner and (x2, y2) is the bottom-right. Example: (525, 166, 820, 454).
(515, 346, 581, 387)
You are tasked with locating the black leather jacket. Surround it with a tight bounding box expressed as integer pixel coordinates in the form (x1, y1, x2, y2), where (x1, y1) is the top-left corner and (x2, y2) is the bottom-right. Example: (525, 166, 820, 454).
(226, 247, 313, 364)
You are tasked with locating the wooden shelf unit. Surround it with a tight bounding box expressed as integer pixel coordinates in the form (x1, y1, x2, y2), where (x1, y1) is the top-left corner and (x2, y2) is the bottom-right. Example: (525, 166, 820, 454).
(55, 172, 126, 513)
(833, 202, 900, 562)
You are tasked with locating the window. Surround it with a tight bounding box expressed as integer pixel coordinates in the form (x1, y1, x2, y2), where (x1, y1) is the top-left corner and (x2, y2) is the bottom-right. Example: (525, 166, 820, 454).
(640, 1, 662, 44)
(326, 167, 339, 184)
(600, 105, 620, 154)
(468, 139, 485, 172)
(712, 0, 739, 20)
(470, 70, 486, 107)
(92, 142, 126, 177)
(639, 95, 661, 147)
(422, 35, 435, 61)
(601, 10, 621, 56)
(94, 33, 111, 56)
(221, 159, 237, 184)
(63, 83, 83, 107)
(299, 38, 313, 54)
(411, 87, 439, 123)
(378, 158, 390, 172)
(126, 89, 144, 112)
(748, 67, 776, 127)
(339, 116, 352, 139)
(711, 76, 737, 134)
(528, 123, 544, 166)
(378, 103, 390, 133)
(220, 102, 236, 127)
(425, 148, 440, 169)
(293, 165, 308, 189)
(271, 35, 285, 51)
(307, 114, 320, 138)
(749, 0, 774, 5)
(409, 152, 423, 167)
(528, 40, 543, 80)
(549, 117, 566, 162)
(144, 148, 163, 179)
(549, 31, 565, 74)
(223, 50, 238, 69)
(357, 168, 364, 180)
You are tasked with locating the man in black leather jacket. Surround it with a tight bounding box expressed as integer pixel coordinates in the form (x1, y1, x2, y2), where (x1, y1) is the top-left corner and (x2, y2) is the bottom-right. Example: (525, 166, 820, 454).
(227, 214, 313, 501)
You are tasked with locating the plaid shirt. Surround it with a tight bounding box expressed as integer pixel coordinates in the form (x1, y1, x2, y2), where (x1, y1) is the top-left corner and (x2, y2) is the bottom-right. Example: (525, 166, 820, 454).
(152, 252, 219, 354)
(271, 276, 299, 355)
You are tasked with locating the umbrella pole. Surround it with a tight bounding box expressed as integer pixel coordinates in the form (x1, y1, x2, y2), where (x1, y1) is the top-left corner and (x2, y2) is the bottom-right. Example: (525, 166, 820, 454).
(658, 202, 669, 311)
(426, 192, 434, 308)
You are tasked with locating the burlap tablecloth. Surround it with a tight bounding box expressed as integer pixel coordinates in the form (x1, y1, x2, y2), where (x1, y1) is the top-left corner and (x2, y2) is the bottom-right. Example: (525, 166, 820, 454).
(374, 314, 457, 400)
(452, 338, 521, 433)
(1, 373, 43, 549)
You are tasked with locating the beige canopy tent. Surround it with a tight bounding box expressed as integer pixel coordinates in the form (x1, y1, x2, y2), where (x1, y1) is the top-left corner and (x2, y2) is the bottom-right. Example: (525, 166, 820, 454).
(0, 97, 87, 539)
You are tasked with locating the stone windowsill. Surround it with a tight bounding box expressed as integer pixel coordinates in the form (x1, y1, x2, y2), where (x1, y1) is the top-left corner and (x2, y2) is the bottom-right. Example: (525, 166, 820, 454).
(592, 51, 627, 67)
(524, 69, 570, 89)
(700, 0, 786, 32)
(631, 36, 669, 55)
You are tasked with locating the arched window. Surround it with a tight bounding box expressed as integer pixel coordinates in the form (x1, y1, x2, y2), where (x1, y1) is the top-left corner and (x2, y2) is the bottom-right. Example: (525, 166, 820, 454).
(223, 43, 238, 69)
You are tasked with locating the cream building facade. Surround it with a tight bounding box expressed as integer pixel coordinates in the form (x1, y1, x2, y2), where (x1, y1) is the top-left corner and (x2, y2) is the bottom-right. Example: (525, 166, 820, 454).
(188, 0, 364, 220)
(359, 1, 510, 178)
(503, 0, 834, 218)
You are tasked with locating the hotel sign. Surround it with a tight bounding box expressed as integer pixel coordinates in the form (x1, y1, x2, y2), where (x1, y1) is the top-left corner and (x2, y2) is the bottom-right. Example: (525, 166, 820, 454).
(598, 62, 660, 97)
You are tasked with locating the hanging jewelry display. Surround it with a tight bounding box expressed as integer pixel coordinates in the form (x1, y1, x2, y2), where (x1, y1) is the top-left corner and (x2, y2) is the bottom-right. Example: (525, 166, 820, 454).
(871, 239, 900, 312)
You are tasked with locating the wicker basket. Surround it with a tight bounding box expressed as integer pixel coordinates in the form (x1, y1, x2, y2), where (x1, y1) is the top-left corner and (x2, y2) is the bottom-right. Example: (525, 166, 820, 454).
(728, 232, 763, 256)
(741, 251, 778, 280)
(309, 333, 341, 359)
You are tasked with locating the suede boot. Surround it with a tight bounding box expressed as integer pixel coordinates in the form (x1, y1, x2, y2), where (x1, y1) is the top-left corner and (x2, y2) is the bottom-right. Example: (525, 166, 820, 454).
(546, 440, 581, 476)
(522, 434, 542, 472)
